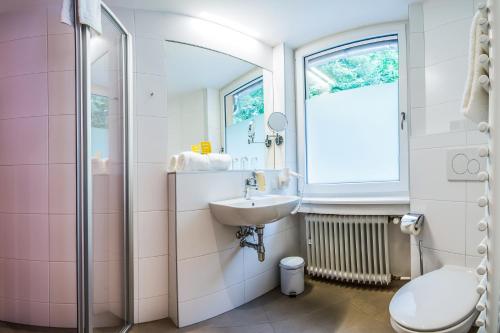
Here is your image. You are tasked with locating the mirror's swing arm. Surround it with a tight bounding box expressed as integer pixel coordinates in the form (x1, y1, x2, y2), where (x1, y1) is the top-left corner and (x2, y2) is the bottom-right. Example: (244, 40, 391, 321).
(264, 133, 284, 148)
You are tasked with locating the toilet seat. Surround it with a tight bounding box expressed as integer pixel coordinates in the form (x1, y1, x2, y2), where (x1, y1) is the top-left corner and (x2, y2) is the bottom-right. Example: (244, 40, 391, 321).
(389, 266, 479, 332)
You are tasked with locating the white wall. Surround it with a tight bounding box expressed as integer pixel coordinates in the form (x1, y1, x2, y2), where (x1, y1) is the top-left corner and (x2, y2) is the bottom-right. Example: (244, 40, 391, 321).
(109, 5, 276, 324)
(408, 0, 487, 276)
(168, 170, 300, 327)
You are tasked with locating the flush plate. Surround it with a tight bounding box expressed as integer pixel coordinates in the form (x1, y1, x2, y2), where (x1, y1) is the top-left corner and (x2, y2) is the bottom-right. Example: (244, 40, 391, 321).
(447, 147, 486, 181)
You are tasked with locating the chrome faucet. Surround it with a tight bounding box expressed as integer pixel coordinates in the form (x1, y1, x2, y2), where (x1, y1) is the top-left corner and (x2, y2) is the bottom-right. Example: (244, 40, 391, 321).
(244, 173, 257, 199)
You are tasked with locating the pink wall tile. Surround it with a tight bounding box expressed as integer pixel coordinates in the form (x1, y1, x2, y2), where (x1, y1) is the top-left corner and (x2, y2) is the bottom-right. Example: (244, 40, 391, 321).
(49, 262, 76, 303)
(49, 164, 76, 214)
(0, 298, 50, 327)
(108, 212, 124, 261)
(0, 165, 48, 214)
(0, 8, 47, 43)
(0, 117, 48, 165)
(49, 303, 77, 328)
(49, 115, 76, 164)
(0, 259, 49, 302)
(0, 36, 47, 78)
(93, 261, 109, 304)
(93, 213, 109, 262)
(0, 214, 49, 261)
(49, 214, 76, 262)
(48, 71, 76, 115)
(92, 175, 109, 214)
(48, 34, 75, 72)
(0, 73, 48, 119)
(48, 4, 74, 35)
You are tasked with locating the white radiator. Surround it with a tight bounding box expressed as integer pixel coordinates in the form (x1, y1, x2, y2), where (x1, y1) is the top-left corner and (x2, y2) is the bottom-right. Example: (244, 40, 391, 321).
(305, 214, 391, 285)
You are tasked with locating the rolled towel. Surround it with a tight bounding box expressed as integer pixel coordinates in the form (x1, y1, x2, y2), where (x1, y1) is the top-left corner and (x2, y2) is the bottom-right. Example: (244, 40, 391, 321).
(168, 155, 179, 172)
(462, 12, 489, 123)
(177, 151, 210, 171)
(207, 153, 232, 171)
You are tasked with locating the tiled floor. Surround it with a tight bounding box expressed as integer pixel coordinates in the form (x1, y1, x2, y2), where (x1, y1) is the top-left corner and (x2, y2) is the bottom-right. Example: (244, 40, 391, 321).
(0, 277, 479, 333)
(130, 277, 406, 333)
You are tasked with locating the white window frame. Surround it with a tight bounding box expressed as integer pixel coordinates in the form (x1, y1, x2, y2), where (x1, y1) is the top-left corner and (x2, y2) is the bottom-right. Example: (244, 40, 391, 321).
(295, 22, 409, 201)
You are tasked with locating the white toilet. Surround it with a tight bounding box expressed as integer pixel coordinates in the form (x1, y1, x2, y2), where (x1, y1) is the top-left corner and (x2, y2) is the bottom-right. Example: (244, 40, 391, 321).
(389, 266, 479, 333)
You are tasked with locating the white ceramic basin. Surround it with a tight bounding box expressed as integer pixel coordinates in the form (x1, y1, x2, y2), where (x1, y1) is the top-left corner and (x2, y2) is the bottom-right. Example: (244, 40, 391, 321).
(209, 195, 300, 226)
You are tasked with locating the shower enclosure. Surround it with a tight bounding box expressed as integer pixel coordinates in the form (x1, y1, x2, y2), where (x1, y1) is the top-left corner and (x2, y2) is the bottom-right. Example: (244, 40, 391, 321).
(0, 1, 133, 332)
(77, 4, 133, 333)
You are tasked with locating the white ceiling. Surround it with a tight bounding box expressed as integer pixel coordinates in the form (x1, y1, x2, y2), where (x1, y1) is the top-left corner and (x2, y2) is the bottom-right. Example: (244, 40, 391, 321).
(164, 41, 256, 97)
(104, 0, 418, 48)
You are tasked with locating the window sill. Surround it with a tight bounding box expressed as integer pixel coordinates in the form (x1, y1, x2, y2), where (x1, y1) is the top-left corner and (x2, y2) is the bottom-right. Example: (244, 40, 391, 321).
(302, 196, 409, 205)
(299, 196, 410, 215)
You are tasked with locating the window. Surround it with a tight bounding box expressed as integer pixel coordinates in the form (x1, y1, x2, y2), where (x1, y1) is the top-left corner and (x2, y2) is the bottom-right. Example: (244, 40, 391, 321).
(91, 94, 110, 159)
(224, 76, 267, 169)
(296, 25, 408, 199)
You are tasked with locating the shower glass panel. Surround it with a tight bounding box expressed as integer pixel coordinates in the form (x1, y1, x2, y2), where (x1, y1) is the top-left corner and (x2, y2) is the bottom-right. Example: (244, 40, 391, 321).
(84, 6, 132, 333)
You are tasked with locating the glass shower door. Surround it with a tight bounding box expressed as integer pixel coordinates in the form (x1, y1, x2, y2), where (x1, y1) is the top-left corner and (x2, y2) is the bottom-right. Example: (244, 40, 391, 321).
(82, 5, 132, 333)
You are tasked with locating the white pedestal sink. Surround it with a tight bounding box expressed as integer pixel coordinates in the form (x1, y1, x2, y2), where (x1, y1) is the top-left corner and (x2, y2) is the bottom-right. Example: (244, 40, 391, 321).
(209, 194, 300, 227)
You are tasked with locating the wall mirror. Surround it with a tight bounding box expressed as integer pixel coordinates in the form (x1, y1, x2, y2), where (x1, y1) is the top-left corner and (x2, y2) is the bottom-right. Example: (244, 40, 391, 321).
(163, 41, 277, 170)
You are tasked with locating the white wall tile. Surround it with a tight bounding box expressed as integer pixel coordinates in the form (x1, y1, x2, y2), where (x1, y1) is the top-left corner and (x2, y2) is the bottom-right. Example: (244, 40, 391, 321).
(409, 68, 425, 108)
(137, 163, 168, 211)
(409, 3, 424, 33)
(411, 199, 465, 254)
(465, 203, 486, 257)
(178, 282, 245, 327)
(138, 211, 168, 258)
(410, 131, 466, 149)
(137, 116, 169, 163)
(423, 0, 473, 31)
(135, 38, 166, 75)
(135, 74, 167, 117)
(425, 57, 468, 107)
(424, 18, 471, 66)
(424, 100, 463, 135)
(466, 180, 486, 203)
(177, 247, 244, 302)
(175, 171, 244, 211)
(47, 4, 74, 35)
(244, 267, 279, 303)
(138, 255, 168, 298)
(421, 246, 466, 274)
(410, 148, 466, 201)
(138, 295, 169, 323)
(409, 33, 425, 68)
(177, 209, 239, 260)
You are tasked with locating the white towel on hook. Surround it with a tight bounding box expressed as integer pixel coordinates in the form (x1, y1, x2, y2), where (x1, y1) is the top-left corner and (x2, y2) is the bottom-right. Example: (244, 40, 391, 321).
(60, 0, 103, 34)
(462, 12, 489, 123)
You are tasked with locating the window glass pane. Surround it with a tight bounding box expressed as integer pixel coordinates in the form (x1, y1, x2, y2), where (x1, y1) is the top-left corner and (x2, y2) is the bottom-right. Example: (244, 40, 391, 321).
(305, 36, 400, 184)
(225, 77, 266, 169)
(91, 94, 110, 159)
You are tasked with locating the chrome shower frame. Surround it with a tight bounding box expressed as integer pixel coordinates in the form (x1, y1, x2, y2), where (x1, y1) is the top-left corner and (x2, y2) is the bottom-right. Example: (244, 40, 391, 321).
(75, 2, 135, 332)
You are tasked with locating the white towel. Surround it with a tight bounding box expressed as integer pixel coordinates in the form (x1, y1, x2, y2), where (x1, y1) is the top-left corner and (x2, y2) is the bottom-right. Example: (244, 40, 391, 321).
(207, 154, 232, 171)
(462, 12, 489, 123)
(177, 152, 210, 171)
(61, 0, 102, 34)
(168, 155, 179, 172)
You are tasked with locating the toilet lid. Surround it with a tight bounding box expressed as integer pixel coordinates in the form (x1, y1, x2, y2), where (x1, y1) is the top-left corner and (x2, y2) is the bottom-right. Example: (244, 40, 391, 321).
(390, 266, 479, 331)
